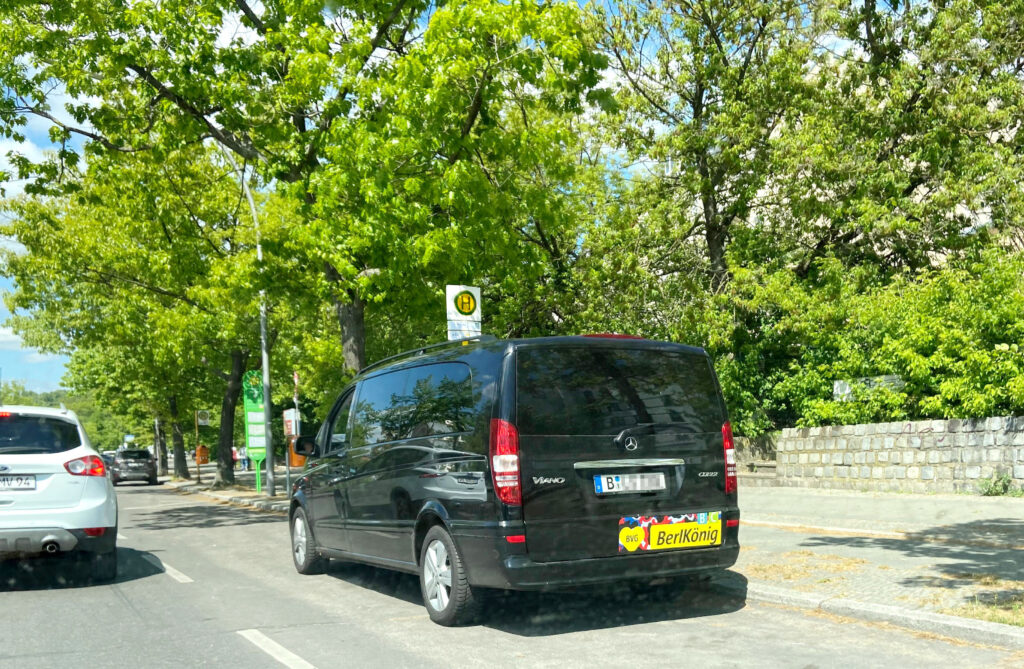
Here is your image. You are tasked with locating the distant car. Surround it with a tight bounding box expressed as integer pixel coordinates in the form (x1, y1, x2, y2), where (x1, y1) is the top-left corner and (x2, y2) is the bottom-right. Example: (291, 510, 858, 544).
(0, 405, 118, 580)
(100, 450, 116, 466)
(109, 449, 158, 485)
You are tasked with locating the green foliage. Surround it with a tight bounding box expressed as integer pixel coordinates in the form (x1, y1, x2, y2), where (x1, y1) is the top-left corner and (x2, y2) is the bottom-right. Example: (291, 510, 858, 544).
(977, 473, 1024, 498)
(3, 0, 1024, 447)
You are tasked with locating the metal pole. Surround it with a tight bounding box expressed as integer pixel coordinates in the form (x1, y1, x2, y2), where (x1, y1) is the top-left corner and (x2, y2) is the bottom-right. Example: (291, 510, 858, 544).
(194, 411, 201, 484)
(219, 147, 274, 496)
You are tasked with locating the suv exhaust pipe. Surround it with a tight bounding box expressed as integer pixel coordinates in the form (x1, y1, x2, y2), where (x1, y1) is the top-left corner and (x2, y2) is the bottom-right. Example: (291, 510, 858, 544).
(41, 540, 61, 554)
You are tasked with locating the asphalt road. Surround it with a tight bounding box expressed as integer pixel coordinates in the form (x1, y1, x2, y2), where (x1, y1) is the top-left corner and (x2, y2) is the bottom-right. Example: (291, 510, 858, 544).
(2, 485, 1022, 669)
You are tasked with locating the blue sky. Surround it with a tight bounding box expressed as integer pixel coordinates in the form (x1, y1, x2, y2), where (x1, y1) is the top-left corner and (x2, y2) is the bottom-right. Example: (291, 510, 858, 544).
(1, 87, 78, 393)
(0, 276, 70, 392)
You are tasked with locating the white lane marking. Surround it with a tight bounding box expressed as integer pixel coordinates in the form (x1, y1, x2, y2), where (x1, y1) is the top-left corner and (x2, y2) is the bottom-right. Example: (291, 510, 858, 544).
(237, 629, 317, 669)
(141, 554, 194, 583)
(117, 533, 127, 541)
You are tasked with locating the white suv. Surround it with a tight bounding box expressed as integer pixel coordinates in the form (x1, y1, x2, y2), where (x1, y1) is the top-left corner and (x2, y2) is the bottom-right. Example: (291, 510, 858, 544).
(0, 405, 118, 580)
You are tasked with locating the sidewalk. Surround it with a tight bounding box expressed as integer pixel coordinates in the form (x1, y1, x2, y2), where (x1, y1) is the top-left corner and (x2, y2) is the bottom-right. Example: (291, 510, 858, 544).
(164, 463, 296, 513)
(163, 467, 1024, 648)
(723, 486, 1024, 648)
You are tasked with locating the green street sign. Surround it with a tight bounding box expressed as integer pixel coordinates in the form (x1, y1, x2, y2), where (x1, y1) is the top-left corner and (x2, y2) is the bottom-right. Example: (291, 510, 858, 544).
(242, 370, 267, 461)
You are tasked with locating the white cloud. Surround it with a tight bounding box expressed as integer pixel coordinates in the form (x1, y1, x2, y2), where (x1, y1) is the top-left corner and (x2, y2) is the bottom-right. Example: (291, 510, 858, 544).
(216, 9, 262, 49)
(0, 326, 22, 350)
(0, 237, 28, 254)
(0, 137, 49, 198)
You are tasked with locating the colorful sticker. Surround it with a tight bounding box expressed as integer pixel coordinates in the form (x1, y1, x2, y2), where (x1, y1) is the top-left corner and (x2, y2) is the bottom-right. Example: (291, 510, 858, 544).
(618, 512, 723, 553)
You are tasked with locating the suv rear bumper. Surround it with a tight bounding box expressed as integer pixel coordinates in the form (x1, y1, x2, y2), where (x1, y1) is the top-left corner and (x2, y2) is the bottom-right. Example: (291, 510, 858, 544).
(0, 526, 115, 556)
(457, 531, 739, 590)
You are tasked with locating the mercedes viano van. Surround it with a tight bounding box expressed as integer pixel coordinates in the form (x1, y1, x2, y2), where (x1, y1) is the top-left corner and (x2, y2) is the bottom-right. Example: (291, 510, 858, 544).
(289, 335, 739, 625)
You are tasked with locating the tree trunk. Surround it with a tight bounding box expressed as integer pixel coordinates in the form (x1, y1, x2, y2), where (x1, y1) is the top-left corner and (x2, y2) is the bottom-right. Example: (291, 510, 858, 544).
(214, 350, 246, 487)
(336, 288, 366, 373)
(154, 417, 168, 477)
(705, 216, 729, 293)
(167, 396, 188, 478)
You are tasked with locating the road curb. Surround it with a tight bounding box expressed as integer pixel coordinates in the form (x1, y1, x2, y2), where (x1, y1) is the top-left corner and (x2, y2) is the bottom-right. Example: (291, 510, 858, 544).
(720, 581, 1024, 650)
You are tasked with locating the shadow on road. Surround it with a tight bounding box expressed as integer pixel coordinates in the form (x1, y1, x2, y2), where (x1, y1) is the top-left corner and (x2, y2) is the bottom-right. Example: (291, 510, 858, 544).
(129, 502, 284, 531)
(1, 547, 164, 591)
(482, 572, 748, 636)
(324, 561, 748, 634)
(800, 518, 1024, 602)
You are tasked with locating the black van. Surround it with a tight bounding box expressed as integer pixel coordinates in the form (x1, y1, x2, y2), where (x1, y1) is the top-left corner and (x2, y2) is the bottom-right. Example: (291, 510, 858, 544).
(289, 335, 739, 625)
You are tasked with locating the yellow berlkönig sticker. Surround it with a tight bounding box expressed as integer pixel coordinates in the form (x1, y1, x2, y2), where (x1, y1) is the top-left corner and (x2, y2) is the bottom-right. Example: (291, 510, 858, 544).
(648, 520, 721, 551)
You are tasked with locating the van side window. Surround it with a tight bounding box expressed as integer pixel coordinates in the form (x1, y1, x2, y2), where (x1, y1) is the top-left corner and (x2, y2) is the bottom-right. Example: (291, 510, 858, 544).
(349, 363, 474, 448)
(403, 363, 474, 437)
(325, 392, 353, 454)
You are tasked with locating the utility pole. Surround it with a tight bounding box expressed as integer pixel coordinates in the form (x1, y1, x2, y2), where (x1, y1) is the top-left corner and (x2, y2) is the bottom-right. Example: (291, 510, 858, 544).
(194, 411, 201, 484)
(219, 147, 275, 496)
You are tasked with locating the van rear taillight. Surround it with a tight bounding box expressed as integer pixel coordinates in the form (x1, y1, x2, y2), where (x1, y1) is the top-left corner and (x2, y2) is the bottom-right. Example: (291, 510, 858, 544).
(722, 422, 737, 494)
(489, 419, 521, 506)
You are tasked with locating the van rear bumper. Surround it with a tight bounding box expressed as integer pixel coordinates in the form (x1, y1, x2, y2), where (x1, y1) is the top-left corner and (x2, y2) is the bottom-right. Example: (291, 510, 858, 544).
(457, 531, 739, 590)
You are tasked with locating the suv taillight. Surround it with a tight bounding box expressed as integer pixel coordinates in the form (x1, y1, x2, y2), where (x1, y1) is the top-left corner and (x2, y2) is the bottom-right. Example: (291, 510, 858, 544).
(489, 419, 521, 506)
(722, 422, 737, 494)
(65, 455, 106, 477)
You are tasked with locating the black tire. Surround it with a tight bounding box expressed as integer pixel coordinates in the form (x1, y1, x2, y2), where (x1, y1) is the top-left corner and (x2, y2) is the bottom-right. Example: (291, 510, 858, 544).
(290, 506, 326, 575)
(148, 476, 158, 485)
(419, 525, 480, 626)
(90, 549, 118, 582)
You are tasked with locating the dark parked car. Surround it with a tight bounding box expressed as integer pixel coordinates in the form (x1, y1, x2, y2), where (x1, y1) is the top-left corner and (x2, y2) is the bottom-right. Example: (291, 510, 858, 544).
(109, 449, 157, 485)
(290, 335, 739, 625)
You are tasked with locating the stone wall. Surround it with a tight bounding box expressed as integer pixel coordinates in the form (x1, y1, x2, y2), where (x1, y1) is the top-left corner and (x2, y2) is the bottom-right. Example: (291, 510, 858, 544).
(775, 416, 1024, 493)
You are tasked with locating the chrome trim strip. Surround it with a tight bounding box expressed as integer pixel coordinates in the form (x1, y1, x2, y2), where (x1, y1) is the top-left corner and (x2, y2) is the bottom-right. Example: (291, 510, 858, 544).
(573, 458, 686, 469)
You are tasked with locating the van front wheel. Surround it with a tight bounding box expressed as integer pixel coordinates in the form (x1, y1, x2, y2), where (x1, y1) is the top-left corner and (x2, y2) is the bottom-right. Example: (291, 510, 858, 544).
(419, 526, 480, 626)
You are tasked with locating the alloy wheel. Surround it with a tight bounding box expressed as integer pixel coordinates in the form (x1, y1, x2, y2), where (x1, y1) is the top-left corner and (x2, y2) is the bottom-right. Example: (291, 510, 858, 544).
(293, 515, 308, 565)
(423, 539, 453, 611)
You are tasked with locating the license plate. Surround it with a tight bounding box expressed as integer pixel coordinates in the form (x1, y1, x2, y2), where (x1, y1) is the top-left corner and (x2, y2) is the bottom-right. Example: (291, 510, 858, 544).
(594, 473, 665, 494)
(618, 512, 723, 553)
(0, 475, 36, 491)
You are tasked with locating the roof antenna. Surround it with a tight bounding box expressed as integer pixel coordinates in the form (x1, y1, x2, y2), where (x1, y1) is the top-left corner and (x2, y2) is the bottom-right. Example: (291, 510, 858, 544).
(60, 402, 68, 414)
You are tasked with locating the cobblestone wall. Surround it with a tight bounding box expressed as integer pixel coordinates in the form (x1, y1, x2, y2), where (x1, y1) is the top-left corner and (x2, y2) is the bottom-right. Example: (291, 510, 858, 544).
(775, 416, 1024, 493)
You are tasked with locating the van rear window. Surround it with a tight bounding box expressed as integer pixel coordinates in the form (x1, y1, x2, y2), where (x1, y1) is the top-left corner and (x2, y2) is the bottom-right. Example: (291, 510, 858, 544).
(516, 347, 723, 436)
(0, 414, 82, 454)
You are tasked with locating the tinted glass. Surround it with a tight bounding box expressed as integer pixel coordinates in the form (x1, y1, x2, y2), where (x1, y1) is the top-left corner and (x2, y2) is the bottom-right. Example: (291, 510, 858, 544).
(517, 347, 723, 436)
(327, 393, 353, 453)
(350, 363, 474, 447)
(119, 449, 152, 460)
(0, 415, 82, 454)
(401, 364, 474, 437)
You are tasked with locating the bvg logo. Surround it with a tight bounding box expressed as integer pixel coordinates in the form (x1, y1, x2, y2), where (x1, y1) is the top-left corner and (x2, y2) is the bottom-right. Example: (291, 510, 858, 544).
(454, 291, 477, 315)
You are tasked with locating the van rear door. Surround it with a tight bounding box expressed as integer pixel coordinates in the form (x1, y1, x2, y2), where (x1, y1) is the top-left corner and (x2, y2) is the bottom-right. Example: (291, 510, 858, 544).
(515, 342, 731, 563)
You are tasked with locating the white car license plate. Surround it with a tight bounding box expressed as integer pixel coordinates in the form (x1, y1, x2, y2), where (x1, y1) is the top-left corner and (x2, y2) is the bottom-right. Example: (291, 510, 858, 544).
(0, 475, 36, 490)
(594, 473, 666, 494)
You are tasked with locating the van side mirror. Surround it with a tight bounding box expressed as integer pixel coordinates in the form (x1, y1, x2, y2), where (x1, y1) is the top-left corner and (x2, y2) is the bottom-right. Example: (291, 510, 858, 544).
(293, 435, 317, 457)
